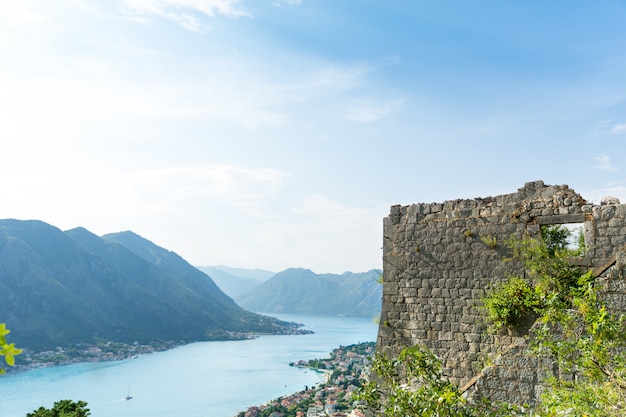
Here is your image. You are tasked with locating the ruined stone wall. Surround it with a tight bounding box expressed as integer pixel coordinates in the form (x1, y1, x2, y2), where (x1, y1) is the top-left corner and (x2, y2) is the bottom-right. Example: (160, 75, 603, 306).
(377, 180, 626, 405)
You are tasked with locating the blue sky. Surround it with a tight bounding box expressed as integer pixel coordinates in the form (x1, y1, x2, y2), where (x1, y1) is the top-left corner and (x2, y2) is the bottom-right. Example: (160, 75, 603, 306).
(1, 0, 625, 273)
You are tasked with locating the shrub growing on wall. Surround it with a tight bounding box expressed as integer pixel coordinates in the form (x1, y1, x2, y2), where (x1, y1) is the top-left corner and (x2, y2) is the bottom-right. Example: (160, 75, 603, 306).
(483, 226, 626, 415)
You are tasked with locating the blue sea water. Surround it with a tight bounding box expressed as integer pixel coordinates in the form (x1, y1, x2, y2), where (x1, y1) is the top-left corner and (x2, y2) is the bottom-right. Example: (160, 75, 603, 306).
(0, 314, 378, 417)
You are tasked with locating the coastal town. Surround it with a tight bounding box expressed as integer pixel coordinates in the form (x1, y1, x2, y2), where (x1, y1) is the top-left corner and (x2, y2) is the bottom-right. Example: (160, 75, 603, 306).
(236, 342, 375, 417)
(10, 326, 313, 372)
(11, 340, 180, 372)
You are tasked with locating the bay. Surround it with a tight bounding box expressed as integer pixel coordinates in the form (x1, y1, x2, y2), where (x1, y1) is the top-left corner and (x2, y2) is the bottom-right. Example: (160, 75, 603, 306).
(0, 314, 378, 417)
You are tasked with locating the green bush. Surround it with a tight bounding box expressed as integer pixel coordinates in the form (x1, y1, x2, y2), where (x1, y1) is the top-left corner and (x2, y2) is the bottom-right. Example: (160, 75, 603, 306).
(26, 400, 90, 417)
(357, 345, 523, 417)
(482, 277, 538, 331)
(483, 231, 589, 332)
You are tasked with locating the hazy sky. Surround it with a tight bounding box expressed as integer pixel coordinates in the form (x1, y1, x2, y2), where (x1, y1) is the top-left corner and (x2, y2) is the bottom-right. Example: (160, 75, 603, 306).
(1, 1, 626, 274)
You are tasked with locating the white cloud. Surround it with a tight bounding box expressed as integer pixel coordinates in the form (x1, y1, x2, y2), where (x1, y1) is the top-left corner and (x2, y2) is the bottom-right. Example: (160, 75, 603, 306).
(594, 120, 626, 135)
(241, 194, 385, 272)
(294, 194, 355, 217)
(119, 164, 287, 216)
(162, 62, 380, 127)
(293, 194, 382, 231)
(610, 123, 626, 134)
(342, 98, 405, 123)
(598, 185, 626, 203)
(122, 0, 250, 30)
(581, 182, 626, 206)
(592, 154, 619, 172)
(309, 64, 372, 91)
(0, 2, 47, 26)
(168, 11, 204, 30)
(272, 0, 302, 6)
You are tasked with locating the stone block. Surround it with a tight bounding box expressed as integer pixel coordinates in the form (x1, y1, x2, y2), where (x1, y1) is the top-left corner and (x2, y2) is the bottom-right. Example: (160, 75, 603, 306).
(464, 333, 481, 343)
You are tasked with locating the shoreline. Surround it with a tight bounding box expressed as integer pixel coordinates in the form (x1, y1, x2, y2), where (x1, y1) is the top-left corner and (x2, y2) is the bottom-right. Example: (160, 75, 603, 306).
(8, 340, 181, 374)
(236, 342, 375, 417)
(7, 323, 314, 375)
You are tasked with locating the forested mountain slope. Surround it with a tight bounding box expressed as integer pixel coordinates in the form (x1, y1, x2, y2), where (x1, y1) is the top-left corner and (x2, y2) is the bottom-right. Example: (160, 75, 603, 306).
(0, 219, 302, 351)
(236, 268, 382, 317)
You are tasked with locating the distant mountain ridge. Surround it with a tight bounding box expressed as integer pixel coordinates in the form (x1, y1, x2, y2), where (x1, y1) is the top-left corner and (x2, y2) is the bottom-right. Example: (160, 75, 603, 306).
(207, 265, 275, 282)
(0, 219, 303, 352)
(235, 268, 382, 317)
(196, 266, 271, 298)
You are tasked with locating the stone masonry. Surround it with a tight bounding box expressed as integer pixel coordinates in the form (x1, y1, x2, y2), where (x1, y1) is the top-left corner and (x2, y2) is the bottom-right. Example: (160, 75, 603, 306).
(377, 180, 626, 405)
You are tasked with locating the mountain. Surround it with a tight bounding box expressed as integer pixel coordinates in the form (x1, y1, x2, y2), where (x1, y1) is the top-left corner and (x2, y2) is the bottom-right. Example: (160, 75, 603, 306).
(235, 268, 382, 317)
(196, 266, 272, 298)
(208, 266, 275, 282)
(0, 219, 302, 352)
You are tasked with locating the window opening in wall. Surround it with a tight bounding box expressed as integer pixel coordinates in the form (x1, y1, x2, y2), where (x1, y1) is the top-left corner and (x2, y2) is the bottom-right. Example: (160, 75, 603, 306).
(540, 223, 585, 256)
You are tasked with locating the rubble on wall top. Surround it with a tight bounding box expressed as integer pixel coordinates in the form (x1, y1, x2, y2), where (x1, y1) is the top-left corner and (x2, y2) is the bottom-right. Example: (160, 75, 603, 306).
(392, 181, 590, 214)
(601, 196, 621, 205)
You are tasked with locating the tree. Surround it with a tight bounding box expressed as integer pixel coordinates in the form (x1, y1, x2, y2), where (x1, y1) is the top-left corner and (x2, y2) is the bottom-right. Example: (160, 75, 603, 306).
(26, 400, 90, 417)
(0, 323, 22, 374)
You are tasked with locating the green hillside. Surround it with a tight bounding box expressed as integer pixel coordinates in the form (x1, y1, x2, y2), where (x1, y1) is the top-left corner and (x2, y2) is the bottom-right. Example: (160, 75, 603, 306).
(0, 219, 303, 352)
(235, 268, 382, 317)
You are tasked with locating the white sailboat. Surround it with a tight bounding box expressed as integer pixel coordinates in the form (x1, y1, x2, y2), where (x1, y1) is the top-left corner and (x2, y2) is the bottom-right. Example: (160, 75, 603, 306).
(124, 385, 133, 401)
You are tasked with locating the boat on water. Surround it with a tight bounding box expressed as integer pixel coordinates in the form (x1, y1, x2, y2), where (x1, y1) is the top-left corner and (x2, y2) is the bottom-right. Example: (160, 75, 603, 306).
(124, 385, 133, 400)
